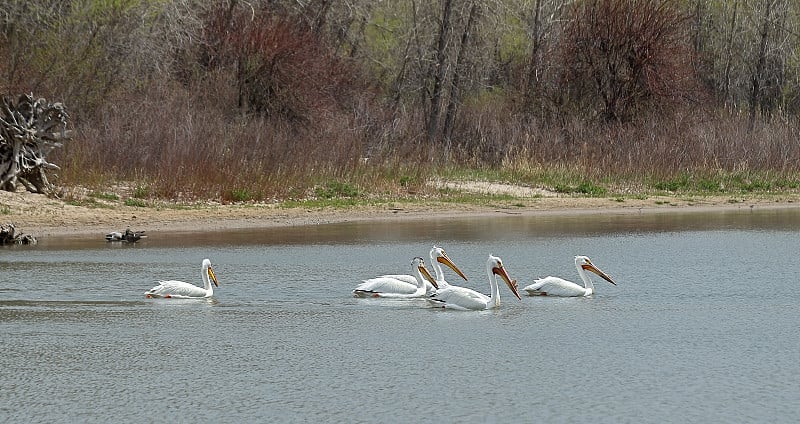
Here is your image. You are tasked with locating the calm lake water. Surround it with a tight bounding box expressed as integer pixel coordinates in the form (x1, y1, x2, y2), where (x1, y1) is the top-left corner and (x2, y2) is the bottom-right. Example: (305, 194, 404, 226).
(2, 207, 800, 423)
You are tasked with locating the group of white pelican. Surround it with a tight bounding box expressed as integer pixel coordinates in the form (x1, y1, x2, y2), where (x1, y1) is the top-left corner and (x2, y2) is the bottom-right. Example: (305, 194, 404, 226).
(352, 245, 617, 310)
(141, 246, 616, 308)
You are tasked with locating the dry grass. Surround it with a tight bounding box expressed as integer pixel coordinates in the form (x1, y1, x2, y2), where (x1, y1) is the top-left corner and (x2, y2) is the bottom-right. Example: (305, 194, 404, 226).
(52, 87, 800, 202)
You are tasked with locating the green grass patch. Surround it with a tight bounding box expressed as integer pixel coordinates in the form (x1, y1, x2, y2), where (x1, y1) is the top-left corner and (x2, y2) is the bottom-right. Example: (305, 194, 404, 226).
(772, 178, 800, 190)
(90, 191, 119, 201)
(281, 197, 368, 209)
(133, 185, 150, 199)
(125, 198, 147, 207)
(226, 188, 254, 202)
(399, 175, 417, 187)
(652, 174, 691, 192)
(649, 171, 800, 195)
(697, 178, 720, 191)
(315, 181, 360, 199)
(553, 181, 607, 196)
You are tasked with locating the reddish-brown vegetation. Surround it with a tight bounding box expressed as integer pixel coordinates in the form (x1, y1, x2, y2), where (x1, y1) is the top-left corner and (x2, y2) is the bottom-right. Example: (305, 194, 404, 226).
(560, 0, 698, 122)
(2, 0, 799, 200)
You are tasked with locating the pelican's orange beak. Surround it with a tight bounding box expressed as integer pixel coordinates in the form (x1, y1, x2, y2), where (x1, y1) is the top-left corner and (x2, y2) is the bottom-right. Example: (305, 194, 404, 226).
(582, 263, 616, 285)
(208, 267, 220, 287)
(418, 264, 438, 289)
(493, 265, 521, 300)
(437, 253, 468, 281)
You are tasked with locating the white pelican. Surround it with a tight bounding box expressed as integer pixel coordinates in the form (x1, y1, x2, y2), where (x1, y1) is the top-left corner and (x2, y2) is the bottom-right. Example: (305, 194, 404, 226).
(367, 246, 468, 295)
(427, 255, 521, 310)
(523, 255, 616, 297)
(353, 257, 438, 298)
(145, 258, 220, 299)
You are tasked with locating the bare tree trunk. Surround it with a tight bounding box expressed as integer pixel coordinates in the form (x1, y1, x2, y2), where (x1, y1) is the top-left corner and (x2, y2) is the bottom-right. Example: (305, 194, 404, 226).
(310, 0, 334, 36)
(523, 0, 544, 111)
(347, 5, 373, 58)
(390, 39, 413, 113)
(427, 0, 454, 144)
(774, 1, 789, 112)
(723, 0, 739, 108)
(693, 0, 703, 53)
(749, 0, 773, 130)
(443, 1, 479, 154)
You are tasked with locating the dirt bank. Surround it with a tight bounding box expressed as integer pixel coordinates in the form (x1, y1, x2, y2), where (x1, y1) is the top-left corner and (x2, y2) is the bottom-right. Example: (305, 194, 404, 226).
(3, 184, 798, 239)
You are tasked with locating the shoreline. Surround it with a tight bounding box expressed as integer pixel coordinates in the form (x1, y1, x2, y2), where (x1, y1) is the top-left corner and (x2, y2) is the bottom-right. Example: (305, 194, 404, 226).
(3, 189, 799, 239)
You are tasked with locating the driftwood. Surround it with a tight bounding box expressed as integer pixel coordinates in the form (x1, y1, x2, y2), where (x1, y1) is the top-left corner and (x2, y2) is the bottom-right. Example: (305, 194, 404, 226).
(106, 228, 147, 242)
(0, 223, 37, 245)
(0, 94, 71, 194)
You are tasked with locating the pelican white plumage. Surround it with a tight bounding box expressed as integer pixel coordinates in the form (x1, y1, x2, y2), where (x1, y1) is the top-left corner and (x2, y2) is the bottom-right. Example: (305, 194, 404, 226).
(427, 255, 521, 310)
(353, 257, 438, 298)
(145, 258, 220, 299)
(366, 246, 468, 295)
(523, 255, 616, 297)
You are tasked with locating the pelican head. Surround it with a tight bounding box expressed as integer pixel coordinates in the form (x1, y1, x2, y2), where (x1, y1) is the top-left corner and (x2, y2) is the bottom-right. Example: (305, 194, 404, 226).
(576, 255, 615, 285)
(431, 245, 468, 281)
(488, 255, 521, 300)
(203, 259, 220, 287)
(413, 257, 439, 289)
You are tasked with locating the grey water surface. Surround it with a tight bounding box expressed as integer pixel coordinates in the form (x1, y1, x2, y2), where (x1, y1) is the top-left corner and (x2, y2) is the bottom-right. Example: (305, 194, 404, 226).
(2, 207, 799, 423)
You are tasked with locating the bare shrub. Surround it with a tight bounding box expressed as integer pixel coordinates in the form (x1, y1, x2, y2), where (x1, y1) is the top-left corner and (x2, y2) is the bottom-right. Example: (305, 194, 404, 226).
(439, 94, 800, 182)
(62, 70, 379, 200)
(560, 0, 697, 122)
(201, 4, 371, 123)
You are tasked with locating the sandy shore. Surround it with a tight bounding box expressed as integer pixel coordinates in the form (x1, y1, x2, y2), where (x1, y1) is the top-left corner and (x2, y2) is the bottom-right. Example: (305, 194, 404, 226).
(3, 186, 799, 239)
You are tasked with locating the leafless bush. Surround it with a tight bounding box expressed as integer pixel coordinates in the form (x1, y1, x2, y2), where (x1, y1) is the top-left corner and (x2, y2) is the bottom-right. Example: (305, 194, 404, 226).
(61, 72, 380, 200)
(441, 98, 800, 179)
(201, 4, 371, 122)
(560, 0, 697, 122)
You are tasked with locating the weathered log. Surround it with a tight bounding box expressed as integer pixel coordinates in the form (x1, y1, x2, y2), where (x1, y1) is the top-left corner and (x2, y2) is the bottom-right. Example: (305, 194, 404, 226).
(0, 223, 37, 245)
(0, 94, 70, 194)
(106, 228, 147, 242)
